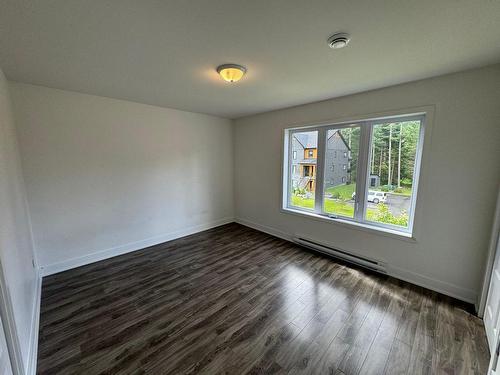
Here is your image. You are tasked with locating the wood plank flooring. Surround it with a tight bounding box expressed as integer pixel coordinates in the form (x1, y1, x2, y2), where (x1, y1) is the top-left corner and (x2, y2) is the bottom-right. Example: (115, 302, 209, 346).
(37, 223, 490, 374)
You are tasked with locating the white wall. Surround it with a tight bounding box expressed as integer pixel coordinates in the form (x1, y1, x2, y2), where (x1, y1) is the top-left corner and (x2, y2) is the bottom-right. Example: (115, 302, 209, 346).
(0, 68, 39, 374)
(234, 64, 500, 304)
(9, 83, 234, 274)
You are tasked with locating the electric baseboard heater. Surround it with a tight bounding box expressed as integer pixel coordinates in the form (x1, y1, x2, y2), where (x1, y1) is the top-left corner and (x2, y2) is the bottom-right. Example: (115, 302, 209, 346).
(293, 237, 387, 274)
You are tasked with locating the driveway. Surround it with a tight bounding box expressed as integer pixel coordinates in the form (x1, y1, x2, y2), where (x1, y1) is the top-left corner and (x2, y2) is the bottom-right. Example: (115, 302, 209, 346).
(340, 193, 410, 216)
(380, 193, 411, 215)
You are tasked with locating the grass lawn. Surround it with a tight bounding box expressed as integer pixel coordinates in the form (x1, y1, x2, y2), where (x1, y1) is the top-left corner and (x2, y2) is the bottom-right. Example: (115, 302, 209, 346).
(291, 194, 376, 219)
(326, 183, 412, 197)
(291, 183, 411, 225)
(392, 187, 412, 196)
(325, 184, 355, 200)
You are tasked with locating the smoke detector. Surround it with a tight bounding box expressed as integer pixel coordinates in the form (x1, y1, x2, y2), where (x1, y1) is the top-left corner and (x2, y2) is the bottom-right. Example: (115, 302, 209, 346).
(327, 33, 351, 49)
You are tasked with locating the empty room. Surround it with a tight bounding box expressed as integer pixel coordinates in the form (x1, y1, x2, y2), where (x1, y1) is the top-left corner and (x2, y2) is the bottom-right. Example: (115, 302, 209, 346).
(1, 1, 500, 374)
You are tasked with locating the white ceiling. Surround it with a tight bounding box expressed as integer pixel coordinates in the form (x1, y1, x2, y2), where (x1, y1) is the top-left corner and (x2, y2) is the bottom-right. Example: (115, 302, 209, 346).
(1, 1, 500, 119)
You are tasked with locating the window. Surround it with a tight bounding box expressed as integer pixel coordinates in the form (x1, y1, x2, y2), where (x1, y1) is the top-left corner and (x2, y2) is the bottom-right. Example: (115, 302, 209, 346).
(284, 114, 424, 235)
(365, 119, 422, 229)
(323, 126, 360, 218)
(303, 165, 314, 176)
(289, 130, 318, 210)
(293, 151, 297, 160)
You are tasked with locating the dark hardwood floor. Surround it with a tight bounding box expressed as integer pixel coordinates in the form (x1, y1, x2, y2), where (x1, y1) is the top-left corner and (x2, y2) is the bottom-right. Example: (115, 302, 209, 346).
(37, 223, 489, 374)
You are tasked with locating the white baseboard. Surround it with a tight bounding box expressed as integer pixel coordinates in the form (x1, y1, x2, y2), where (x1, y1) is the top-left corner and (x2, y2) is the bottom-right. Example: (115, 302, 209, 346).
(386, 265, 477, 304)
(235, 217, 292, 242)
(40, 217, 234, 276)
(26, 269, 42, 375)
(38, 214, 478, 302)
(235, 217, 478, 306)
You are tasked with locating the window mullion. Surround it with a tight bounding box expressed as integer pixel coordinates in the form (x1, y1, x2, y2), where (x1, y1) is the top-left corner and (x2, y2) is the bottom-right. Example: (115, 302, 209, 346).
(314, 127, 327, 214)
(355, 123, 372, 222)
(285, 130, 293, 208)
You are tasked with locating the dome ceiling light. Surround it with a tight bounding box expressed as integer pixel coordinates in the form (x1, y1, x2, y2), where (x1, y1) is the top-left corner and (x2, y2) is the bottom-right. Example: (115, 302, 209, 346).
(327, 33, 351, 49)
(216, 64, 247, 83)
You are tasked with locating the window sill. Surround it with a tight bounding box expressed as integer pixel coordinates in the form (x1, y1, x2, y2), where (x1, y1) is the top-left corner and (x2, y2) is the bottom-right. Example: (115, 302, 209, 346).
(281, 207, 417, 243)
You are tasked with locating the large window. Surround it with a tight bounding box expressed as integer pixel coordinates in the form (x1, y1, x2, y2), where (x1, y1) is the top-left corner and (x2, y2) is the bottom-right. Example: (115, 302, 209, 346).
(289, 130, 318, 210)
(284, 114, 424, 235)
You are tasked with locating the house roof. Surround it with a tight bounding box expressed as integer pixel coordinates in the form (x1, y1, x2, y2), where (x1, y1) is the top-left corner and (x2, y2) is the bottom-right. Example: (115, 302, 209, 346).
(294, 132, 318, 149)
(294, 130, 351, 150)
(335, 131, 351, 151)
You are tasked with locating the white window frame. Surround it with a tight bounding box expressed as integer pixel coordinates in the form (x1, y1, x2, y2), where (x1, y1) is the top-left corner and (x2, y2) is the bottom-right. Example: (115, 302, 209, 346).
(282, 112, 426, 238)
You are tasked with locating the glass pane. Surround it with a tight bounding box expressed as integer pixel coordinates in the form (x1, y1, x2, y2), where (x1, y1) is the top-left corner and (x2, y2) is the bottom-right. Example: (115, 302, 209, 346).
(323, 126, 360, 218)
(366, 120, 421, 228)
(290, 130, 318, 210)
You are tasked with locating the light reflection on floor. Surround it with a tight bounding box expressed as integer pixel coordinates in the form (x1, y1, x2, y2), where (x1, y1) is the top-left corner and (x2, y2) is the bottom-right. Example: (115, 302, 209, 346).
(282, 263, 348, 338)
(279, 259, 409, 345)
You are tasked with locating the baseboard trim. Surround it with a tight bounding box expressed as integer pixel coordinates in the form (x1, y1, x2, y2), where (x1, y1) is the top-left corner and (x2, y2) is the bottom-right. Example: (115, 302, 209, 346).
(39, 216, 478, 305)
(26, 269, 42, 375)
(235, 217, 478, 305)
(386, 265, 477, 305)
(40, 217, 234, 277)
(235, 217, 292, 242)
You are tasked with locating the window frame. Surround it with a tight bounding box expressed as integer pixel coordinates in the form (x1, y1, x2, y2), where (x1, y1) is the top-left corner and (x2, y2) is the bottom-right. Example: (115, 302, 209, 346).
(283, 112, 426, 237)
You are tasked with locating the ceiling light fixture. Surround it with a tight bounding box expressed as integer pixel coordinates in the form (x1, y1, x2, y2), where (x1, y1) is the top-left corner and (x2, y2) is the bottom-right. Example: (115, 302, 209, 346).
(216, 64, 247, 83)
(327, 33, 351, 49)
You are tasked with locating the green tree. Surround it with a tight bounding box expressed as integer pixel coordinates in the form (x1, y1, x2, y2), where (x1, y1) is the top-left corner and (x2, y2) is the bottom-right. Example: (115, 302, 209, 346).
(370, 121, 420, 187)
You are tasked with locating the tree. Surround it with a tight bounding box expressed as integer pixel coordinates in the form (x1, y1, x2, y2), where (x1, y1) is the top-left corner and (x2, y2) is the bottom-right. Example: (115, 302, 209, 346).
(371, 142, 375, 174)
(397, 123, 402, 188)
(369, 121, 420, 187)
(387, 124, 393, 185)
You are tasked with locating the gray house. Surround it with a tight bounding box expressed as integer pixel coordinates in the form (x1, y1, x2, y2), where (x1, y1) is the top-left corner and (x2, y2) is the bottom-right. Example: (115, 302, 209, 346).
(291, 130, 350, 192)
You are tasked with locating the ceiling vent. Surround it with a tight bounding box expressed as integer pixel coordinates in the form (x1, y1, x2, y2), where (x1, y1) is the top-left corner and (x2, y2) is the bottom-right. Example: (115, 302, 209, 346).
(327, 33, 351, 49)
